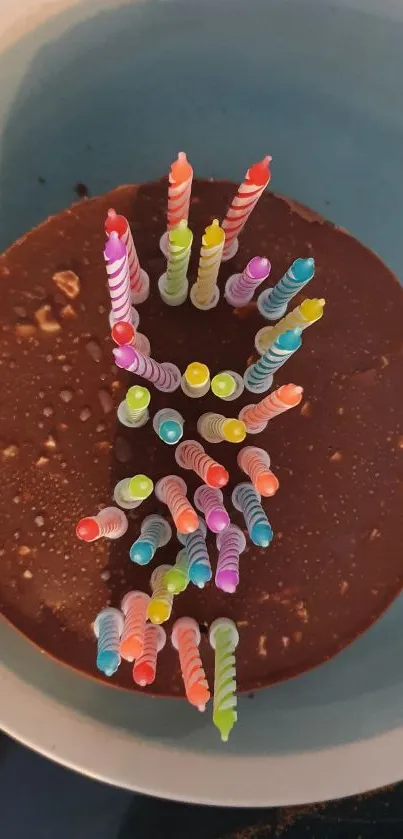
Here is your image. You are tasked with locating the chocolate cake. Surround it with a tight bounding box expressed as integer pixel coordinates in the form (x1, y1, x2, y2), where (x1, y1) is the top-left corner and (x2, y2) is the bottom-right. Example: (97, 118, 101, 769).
(0, 178, 402, 698)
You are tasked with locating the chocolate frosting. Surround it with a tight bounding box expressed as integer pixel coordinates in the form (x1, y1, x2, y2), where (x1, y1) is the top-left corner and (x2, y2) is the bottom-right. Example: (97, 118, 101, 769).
(0, 179, 402, 697)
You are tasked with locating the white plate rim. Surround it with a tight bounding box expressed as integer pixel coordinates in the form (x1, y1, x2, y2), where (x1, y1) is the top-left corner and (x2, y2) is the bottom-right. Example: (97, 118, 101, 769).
(1, 655, 403, 806)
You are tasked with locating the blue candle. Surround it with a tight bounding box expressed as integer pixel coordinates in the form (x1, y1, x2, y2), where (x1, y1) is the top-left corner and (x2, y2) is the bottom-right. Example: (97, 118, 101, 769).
(178, 518, 212, 588)
(257, 257, 315, 321)
(232, 483, 273, 548)
(93, 607, 124, 677)
(244, 327, 302, 393)
(129, 514, 172, 565)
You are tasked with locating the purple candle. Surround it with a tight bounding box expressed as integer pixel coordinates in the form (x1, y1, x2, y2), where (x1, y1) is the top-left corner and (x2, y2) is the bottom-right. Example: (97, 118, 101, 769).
(104, 232, 132, 324)
(215, 525, 246, 594)
(194, 485, 230, 533)
(113, 345, 180, 393)
(225, 256, 271, 307)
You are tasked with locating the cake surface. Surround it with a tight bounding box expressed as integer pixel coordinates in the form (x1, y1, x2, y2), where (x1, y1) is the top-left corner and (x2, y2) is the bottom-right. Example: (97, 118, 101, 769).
(0, 178, 402, 697)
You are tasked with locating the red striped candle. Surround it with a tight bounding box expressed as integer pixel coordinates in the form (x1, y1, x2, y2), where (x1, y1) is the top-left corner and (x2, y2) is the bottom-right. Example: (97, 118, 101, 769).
(160, 152, 193, 256)
(221, 156, 272, 261)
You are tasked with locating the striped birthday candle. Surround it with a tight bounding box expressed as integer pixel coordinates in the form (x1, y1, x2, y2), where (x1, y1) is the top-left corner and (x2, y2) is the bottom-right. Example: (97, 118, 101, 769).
(105, 208, 149, 303)
(255, 297, 325, 354)
(193, 485, 230, 534)
(104, 232, 133, 324)
(232, 482, 273, 547)
(93, 607, 124, 677)
(113, 344, 181, 393)
(215, 525, 246, 594)
(155, 475, 199, 534)
(239, 383, 304, 433)
(172, 617, 210, 712)
(225, 256, 271, 307)
(111, 320, 151, 358)
(209, 618, 239, 742)
(221, 156, 272, 261)
(237, 446, 279, 497)
(147, 565, 174, 625)
(120, 591, 150, 662)
(164, 549, 190, 594)
(244, 327, 302, 393)
(160, 152, 193, 256)
(257, 257, 315, 320)
(175, 439, 229, 488)
(76, 507, 128, 542)
(158, 220, 193, 306)
(178, 518, 212, 589)
(129, 514, 172, 566)
(132, 624, 166, 687)
(190, 220, 225, 310)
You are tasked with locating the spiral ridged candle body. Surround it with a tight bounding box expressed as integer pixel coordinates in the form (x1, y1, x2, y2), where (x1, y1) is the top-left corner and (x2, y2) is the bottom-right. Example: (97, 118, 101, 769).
(167, 152, 193, 230)
(197, 413, 246, 444)
(191, 220, 225, 308)
(132, 624, 166, 686)
(76, 507, 128, 542)
(105, 208, 142, 293)
(178, 519, 212, 588)
(113, 344, 180, 393)
(94, 607, 124, 677)
(194, 485, 230, 533)
(129, 515, 171, 566)
(156, 476, 198, 534)
(209, 619, 239, 742)
(244, 328, 302, 393)
(175, 440, 229, 488)
(172, 618, 210, 711)
(222, 157, 271, 260)
(165, 221, 192, 298)
(215, 525, 246, 594)
(120, 591, 150, 661)
(104, 233, 132, 323)
(121, 385, 150, 427)
(164, 549, 190, 594)
(239, 384, 303, 432)
(237, 447, 279, 497)
(255, 298, 325, 354)
(147, 565, 174, 625)
(258, 257, 315, 319)
(225, 256, 271, 306)
(232, 482, 273, 547)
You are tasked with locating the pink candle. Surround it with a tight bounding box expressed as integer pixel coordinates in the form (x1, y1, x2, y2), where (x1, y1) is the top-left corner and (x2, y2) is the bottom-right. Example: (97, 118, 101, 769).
(225, 256, 271, 307)
(104, 232, 133, 324)
(105, 209, 149, 303)
(113, 344, 181, 393)
(193, 485, 230, 533)
(160, 152, 193, 256)
(221, 156, 272, 261)
(215, 525, 246, 594)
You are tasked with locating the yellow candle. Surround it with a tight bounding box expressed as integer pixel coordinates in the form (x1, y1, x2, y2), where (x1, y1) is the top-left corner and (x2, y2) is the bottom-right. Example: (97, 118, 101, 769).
(190, 219, 225, 310)
(255, 297, 325, 354)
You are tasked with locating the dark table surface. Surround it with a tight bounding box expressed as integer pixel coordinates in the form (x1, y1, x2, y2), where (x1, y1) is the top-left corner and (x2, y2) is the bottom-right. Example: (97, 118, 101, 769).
(1, 733, 402, 838)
